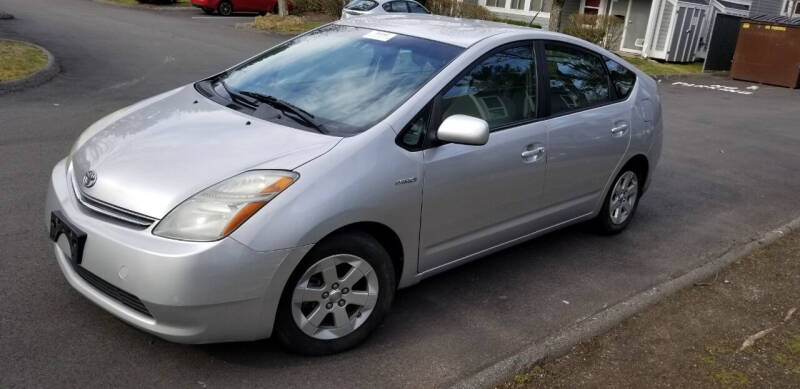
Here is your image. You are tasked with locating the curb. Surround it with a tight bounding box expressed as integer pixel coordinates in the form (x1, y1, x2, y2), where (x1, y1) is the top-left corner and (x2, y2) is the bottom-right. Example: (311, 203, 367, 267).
(653, 72, 729, 82)
(450, 215, 800, 389)
(0, 39, 59, 94)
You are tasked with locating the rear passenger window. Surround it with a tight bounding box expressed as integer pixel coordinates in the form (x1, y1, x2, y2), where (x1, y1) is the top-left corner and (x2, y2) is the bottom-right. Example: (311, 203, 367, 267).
(441, 44, 536, 129)
(407, 1, 429, 13)
(545, 44, 610, 115)
(605, 59, 636, 99)
(383, 1, 408, 12)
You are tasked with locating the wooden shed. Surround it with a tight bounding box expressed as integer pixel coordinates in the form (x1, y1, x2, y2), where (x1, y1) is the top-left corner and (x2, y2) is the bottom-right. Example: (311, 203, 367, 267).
(730, 15, 800, 88)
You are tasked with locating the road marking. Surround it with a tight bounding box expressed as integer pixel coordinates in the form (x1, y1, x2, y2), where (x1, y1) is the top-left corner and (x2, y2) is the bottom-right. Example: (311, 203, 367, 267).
(671, 81, 754, 95)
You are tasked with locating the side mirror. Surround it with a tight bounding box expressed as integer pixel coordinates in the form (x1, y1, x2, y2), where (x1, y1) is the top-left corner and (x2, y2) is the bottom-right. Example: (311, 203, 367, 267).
(436, 115, 489, 146)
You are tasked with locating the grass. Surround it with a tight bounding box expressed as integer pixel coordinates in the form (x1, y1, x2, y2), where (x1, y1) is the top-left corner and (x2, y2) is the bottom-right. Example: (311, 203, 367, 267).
(0, 40, 49, 82)
(247, 14, 328, 34)
(622, 55, 704, 76)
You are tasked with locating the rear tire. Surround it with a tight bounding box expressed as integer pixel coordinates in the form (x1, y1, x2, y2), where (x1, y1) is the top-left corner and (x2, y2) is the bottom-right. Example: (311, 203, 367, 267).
(274, 232, 396, 355)
(217, 1, 233, 16)
(594, 167, 642, 234)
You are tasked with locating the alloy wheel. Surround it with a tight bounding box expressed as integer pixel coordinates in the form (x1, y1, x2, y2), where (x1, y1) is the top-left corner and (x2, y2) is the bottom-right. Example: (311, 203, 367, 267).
(609, 171, 638, 225)
(291, 254, 379, 340)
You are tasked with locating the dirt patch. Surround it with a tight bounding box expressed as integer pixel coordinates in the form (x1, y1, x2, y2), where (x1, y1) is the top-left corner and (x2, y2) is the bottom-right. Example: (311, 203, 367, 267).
(0, 40, 49, 82)
(501, 229, 800, 388)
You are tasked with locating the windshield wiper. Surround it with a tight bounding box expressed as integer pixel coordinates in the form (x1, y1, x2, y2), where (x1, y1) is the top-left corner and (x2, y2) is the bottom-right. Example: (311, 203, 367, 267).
(239, 91, 327, 134)
(219, 80, 259, 109)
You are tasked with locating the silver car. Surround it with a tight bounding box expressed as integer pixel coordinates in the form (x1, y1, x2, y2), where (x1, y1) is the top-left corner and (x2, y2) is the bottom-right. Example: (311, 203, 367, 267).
(46, 14, 662, 355)
(341, 0, 430, 19)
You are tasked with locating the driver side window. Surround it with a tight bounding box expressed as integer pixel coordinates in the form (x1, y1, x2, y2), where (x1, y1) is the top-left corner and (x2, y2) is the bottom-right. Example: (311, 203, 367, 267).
(441, 43, 536, 129)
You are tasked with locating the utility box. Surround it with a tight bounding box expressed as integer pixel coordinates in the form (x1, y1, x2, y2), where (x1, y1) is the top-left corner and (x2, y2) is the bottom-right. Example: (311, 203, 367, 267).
(731, 15, 800, 88)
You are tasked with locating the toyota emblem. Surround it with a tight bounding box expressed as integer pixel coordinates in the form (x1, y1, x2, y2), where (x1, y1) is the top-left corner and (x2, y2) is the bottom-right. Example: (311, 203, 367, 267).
(82, 170, 97, 188)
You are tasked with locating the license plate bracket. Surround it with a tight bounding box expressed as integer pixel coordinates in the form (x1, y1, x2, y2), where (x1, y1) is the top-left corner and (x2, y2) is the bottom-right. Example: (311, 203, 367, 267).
(49, 211, 87, 265)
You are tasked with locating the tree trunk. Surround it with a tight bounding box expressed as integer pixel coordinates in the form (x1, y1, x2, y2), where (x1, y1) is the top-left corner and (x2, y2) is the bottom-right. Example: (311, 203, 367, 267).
(278, 0, 288, 17)
(548, 0, 565, 32)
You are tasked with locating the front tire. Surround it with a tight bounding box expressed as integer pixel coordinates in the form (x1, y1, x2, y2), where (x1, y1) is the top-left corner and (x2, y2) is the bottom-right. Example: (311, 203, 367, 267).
(217, 1, 233, 16)
(274, 232, 396, 355)
(594, 168, 641, 234)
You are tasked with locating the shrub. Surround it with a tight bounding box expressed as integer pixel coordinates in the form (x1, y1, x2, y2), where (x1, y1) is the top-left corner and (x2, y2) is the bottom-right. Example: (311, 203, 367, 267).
(425, 0, 496, 20)
(291, 0, 344, 16)
(563, 13, 623, 50)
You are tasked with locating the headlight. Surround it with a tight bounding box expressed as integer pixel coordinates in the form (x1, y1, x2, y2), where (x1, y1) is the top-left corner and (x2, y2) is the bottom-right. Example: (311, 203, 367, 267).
(153, 170, 298, 241)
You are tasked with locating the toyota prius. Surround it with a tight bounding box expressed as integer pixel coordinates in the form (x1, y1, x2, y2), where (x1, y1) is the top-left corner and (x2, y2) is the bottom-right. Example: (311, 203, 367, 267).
(46, 14, 662, 355)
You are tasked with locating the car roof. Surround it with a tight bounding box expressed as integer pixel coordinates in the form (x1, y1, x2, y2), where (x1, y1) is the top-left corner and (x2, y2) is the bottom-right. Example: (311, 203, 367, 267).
(334, 14, 558, 48)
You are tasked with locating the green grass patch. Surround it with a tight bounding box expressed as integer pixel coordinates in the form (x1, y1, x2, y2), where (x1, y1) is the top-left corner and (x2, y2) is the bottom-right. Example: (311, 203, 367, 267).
(248, 14, 327, 34)
(0, 40, 49, 82)
(621, 55, 704, 76)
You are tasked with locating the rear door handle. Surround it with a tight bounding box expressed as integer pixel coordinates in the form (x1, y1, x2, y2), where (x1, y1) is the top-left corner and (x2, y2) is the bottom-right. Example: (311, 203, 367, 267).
(521, 145, 545, 162)
(611, 123, 629, 137)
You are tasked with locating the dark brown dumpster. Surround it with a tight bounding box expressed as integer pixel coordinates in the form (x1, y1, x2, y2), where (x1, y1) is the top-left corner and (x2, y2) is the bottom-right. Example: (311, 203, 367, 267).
(731, 15, 800, 88)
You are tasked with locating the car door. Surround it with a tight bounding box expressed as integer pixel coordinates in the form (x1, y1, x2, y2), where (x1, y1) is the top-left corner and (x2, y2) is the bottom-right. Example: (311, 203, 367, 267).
(537, 41, 631, 223)
(235, 0, 260, 12)
(417, 42, 549, 273)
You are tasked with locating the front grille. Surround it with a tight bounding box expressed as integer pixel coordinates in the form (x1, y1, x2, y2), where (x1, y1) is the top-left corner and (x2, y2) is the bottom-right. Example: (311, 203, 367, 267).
(69, 172, 157, 228)
(72, 262, 153, 318)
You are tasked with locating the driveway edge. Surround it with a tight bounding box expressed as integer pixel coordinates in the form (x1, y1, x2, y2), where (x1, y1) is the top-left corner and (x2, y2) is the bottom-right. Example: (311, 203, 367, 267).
(450, 215, 800, 389)
(0, 39, 59, 94)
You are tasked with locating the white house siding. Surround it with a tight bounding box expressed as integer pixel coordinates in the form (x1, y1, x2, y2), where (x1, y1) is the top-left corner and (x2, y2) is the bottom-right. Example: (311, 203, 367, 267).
(749, 0, 783, 15)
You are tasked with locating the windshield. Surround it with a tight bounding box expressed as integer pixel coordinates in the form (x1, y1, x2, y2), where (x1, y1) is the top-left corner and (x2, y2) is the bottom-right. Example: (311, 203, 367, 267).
(218, 25, 463, 136)
(345, 0, 378, 10)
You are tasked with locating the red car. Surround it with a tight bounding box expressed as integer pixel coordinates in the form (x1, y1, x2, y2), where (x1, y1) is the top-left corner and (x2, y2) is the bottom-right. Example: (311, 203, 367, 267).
(191, 0, 293, 16)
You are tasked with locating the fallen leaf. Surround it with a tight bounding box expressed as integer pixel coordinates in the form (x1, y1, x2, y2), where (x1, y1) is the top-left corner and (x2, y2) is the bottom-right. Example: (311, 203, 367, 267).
(737, 327, 775, 352)
(784, 307, 797, 322)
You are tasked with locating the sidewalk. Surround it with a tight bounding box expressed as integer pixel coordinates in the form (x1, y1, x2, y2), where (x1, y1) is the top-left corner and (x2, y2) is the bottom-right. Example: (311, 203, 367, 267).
(502, 229, 800, 388)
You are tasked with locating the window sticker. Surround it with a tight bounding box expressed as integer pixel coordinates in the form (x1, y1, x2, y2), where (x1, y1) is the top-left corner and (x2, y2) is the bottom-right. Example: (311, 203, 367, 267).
(363, 31, 396, 41)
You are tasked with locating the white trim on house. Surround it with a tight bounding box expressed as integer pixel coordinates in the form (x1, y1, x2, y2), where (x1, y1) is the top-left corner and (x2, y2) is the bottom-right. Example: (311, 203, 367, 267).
(476, 0, 551, 25)
(780, 0, 800, 17)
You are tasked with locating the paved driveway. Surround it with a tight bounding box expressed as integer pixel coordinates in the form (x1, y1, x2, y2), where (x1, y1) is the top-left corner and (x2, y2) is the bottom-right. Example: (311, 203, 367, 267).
(2, 1, 800, 387)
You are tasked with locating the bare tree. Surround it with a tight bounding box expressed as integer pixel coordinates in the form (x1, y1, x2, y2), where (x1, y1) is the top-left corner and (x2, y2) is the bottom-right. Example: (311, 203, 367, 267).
(278, 0, 288, 16)
(548, 0, 566, 32)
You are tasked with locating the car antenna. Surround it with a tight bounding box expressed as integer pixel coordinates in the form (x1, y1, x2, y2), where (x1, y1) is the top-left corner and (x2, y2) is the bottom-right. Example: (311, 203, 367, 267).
(527, 2, 543, 28)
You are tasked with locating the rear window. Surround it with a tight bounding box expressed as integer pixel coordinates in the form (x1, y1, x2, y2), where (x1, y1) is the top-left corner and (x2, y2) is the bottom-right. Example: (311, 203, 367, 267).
(605, 59, 636, 99)
(345, 0, 379, 10)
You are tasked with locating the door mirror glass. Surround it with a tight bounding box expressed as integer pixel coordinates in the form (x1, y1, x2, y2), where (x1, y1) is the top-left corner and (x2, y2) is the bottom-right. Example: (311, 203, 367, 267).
(436, 115, 489, 146)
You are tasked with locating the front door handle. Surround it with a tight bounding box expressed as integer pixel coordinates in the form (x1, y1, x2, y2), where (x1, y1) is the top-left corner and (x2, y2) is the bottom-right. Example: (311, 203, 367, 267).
(611, 123, 629, 137)
(521, 145, 545, 162)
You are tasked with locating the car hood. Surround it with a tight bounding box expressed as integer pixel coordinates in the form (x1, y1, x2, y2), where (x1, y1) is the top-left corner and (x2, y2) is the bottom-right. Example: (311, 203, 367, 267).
(70, 85, 341, 219)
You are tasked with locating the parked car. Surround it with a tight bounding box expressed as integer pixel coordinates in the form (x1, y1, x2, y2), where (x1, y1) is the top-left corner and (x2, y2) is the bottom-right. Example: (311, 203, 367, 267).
(191, 0, 292, 16)
(46, 14, 662, 355)
(341, 0, 430, 18)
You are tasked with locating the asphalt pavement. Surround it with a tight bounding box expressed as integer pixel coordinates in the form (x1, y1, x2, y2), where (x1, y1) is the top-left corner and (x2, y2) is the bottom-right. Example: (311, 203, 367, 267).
(2, 1, 800, 387)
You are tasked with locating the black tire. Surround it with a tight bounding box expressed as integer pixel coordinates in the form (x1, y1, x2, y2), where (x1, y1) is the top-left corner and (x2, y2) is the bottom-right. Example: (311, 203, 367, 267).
(258, 10, 268, 16)
(272, 4, 279, 13)
(202, 7, 214, 14)
(274, 232, 396, 355)
(217, 1, 233, 16)
(593, 166, 642, 234)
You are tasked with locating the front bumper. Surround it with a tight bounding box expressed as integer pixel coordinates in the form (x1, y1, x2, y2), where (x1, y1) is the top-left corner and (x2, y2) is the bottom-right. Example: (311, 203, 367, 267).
(45, 158, 311, 344)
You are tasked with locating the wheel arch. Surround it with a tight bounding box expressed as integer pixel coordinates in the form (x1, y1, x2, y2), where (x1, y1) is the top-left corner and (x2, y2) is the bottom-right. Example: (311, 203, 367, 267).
(623, 154, 650, 194)
(313, 221, 405, 288)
